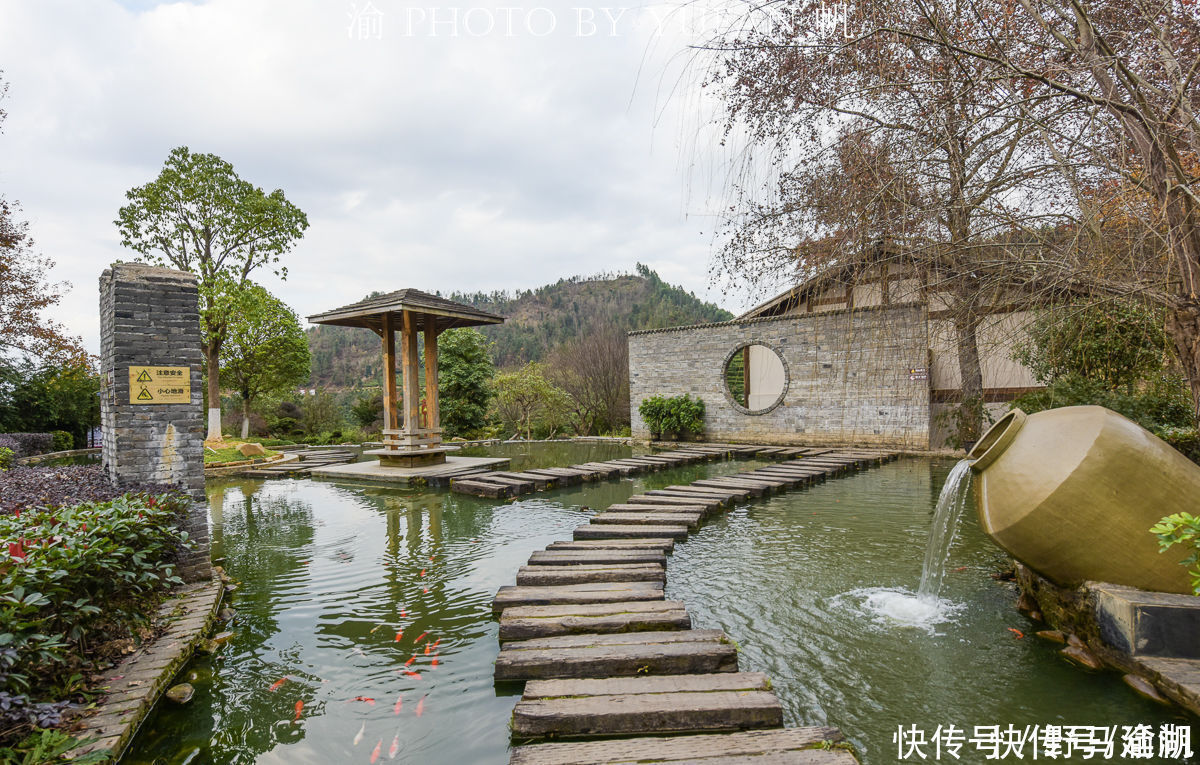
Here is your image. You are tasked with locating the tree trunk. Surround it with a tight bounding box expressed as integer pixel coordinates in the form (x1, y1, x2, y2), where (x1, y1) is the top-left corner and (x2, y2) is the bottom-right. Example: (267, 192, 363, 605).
(205, 343, 222, 440)
(241, 396, 251, 439)
(954, 311, 986, 447)
(1167, 299, 1200, 423)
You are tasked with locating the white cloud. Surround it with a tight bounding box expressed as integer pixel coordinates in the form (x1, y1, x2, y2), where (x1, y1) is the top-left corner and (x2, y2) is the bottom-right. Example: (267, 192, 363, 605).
(1, 0, 761, 355)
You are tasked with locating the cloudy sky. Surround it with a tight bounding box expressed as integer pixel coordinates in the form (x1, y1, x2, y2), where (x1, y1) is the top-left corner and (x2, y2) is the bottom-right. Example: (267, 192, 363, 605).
(1, 0, 769, 355)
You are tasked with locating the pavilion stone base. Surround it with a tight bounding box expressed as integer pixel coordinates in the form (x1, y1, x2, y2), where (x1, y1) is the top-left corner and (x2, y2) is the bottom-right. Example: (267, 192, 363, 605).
(366, 447, 454, 468)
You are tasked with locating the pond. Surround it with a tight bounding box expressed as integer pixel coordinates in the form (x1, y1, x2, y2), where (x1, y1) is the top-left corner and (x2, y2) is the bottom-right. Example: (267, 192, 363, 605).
(124, 449, 1191, 764)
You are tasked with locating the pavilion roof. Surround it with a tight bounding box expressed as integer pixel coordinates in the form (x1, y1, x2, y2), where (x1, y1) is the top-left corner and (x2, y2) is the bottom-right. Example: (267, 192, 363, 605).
(307, 288, 505, 332)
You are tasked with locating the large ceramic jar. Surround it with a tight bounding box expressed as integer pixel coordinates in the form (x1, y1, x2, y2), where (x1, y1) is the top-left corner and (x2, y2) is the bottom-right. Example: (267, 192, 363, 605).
(968, 406, 1197, 594)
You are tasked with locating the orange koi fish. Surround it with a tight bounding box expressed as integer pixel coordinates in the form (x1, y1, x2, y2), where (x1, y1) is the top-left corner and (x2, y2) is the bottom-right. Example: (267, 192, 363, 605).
(404, 670, 421, 679)
(353, 696, 376, 705)
(419, 569, 426, 577)
(423, 588, 429, 594)
(415, 632, 428, 644)
(430, 638, 441, 649)
(394, 631, 403, 642)
(293, 699, 304, 721)
(431, 655, 439, 667)
(416, 695, 426, 717)
(400, 609, 407, 618)
(370, 738, 382, 763)
(389, 732, 400, 759)
(405, 655, 416, 666)
(392, 695, 403, 715)
(269, 677, 287, 692)
(424, 645, 431, 655)
(1007, 628, 1025, 639)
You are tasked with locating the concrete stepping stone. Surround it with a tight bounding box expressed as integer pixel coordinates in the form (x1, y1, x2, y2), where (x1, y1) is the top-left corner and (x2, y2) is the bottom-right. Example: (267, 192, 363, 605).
(495, 629, 737, 681)
(546, 539, 675, 552)
(692, 479, 769, 497)
(511, 672, 783, 738)
(663, 485, 752, 500)
(516, 564, 666, 586)
(529, 551, 668, 567)
(492, 471, 556, 489)
(450, 478, 514, 498)
(573, 524, 688, 541)
(493, 581, 664, 613)
(624, 495, 725, 510)
(508, 726, 854, 764)
(590, 512, 702, 530)
(499, 600, 691, 641)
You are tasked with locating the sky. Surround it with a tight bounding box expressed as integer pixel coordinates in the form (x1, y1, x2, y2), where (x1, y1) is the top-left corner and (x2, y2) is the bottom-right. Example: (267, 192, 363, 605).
(0, 0, 771, 356)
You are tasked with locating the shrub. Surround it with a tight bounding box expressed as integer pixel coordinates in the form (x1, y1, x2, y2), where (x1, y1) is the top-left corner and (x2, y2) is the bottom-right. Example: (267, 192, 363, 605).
(0, 492, 191, 735)
(638, 395, 705, 438)
(638, 396, 669, 437)
(0, 436, 16, 459)
(0, 434, 53, 459)
(1153, 426, 1200, 464)
(0, 449, 12, 472)
(49, 431, 72, 452)
(1150, 512, 1200, 595)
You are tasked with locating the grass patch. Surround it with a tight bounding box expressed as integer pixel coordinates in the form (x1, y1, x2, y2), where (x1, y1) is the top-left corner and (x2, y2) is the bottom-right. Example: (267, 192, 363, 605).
(203, 440, 280, 465)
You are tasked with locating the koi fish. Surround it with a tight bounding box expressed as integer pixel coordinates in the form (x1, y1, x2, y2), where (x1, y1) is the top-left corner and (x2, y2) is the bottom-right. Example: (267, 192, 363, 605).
(294, 699, 304, 721)
(370, 624, 383, 634)
(370, 738, 382, 763)
(430, 639, 441, 649)
(352, 696, 376, 705)
(400, 609, 407, 618)
(423, 588, 429, 594)
(353, 721, 365, 746)
(269, 677, 287, 692)
(1007, 628, 1025, 639)
(389, 732, 400, 759)
(405, 655, 416, 666)
(416, 695, 426, 717)
(470, 539, 478, 543)
(431, 655, 439, 667)
(953, 566, 968, 572)
(392, 695, 403, 715)
(429, 556, 435, 563)
(394, 631, 403, 642)
(419, 569, 426, 577)
(405, 670, 421, 679)
(415, 632, 428, 644)
(424, 645, 431, 655)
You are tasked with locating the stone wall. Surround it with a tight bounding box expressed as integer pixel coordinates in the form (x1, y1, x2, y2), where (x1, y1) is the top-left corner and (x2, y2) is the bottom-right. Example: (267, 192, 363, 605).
(628, 304, 931, 448)
(100, 263, 209, 581)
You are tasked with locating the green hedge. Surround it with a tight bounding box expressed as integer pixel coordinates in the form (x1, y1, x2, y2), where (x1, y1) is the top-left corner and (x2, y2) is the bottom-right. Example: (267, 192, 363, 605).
(638, 394, 706, 438)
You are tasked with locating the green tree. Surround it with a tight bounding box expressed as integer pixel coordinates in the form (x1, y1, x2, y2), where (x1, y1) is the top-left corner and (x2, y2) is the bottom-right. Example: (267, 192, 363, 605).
(493, 363, 571, 440)
(116, 146, 308, 440)
(218, 285, 311, 438)
(350, 390, 383, 431)
(0, 360, 101, 447)
(437, 328, 494, 438)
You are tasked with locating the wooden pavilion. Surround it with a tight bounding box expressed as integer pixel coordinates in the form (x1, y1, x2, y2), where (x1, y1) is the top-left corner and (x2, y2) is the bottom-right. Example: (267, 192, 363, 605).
(308, 289, 504, 467)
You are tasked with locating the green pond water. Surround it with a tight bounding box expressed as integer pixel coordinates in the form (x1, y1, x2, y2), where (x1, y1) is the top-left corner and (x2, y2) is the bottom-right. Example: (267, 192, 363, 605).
(124, 447, 1193, 764)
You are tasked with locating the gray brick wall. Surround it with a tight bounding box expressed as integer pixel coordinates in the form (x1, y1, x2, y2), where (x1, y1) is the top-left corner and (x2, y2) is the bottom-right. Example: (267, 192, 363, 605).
(100, 263, 209, 581)
(628, 305, 931, 448)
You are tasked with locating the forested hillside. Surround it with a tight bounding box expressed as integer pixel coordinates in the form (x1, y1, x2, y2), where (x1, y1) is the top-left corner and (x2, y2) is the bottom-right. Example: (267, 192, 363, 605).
(307, 265, 732, 389)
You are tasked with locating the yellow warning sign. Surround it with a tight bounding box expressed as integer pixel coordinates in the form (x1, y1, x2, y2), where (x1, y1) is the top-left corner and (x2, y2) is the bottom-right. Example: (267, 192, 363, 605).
(128, 366, 191, 405)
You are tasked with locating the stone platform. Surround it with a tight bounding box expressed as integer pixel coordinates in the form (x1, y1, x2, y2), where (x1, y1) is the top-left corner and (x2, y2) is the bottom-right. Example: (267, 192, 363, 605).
(309, 455, 511, 487)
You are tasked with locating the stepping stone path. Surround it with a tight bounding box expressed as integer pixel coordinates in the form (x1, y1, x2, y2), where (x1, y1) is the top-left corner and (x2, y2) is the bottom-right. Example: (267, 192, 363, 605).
(237, 448, 357, 478)
(492, 446, 898, 763)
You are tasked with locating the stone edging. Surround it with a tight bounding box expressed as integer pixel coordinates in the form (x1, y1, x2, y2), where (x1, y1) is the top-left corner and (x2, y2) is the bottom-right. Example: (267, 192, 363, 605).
(71, 576, 224, 761)
(203, 452, 297, 476)
(15, 447, 102, 465)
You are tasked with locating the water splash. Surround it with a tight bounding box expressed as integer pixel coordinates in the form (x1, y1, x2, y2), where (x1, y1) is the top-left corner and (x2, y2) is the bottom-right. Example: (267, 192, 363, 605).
(842, 460, 974, 631)
(916, 459, 974, 602)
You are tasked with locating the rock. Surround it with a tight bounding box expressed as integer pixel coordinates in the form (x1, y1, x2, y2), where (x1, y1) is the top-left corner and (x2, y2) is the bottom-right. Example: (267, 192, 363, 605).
(218, 608, 236, 621)
(1067, 633, 1086, 650)
(196, 639, 220, 655)
(237, 442, 267, 457)
(1035, 629, 1067, 643)
(224, 584, 238, 594)
(1017, 592, 1038, 612)
(211, 631, 235, 645)
(1123, 674, 1171, 705)
(1061, 645, 1104, 670)
(212, 566, 226, 577)
(165, 683, 194, 704)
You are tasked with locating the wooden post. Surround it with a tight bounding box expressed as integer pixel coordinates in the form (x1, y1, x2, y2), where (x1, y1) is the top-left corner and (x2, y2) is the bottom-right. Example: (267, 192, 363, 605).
(402, 310, 421, 435)
(382, 312, 398, 434)
(424, 316, 439, 434)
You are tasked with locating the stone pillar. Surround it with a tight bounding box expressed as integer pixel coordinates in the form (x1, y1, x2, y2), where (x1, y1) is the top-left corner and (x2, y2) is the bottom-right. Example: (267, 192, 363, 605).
(100, 263, 209, 581)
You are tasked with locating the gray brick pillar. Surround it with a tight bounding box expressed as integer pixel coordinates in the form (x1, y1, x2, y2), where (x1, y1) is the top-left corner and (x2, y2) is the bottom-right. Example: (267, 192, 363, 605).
(100, 263, 210, 581)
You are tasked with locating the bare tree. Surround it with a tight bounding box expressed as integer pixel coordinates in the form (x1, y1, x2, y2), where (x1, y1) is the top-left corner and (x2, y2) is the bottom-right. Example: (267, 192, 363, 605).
(547, 323, 631, 435)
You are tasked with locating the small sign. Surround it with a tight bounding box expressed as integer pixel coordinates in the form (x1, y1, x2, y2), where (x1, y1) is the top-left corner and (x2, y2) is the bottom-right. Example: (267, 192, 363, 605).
(128, 366, 191, 404)
(909, 367, 928, 381)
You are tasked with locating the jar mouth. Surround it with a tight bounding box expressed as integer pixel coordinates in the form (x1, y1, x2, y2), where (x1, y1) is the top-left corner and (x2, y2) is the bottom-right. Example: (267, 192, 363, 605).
(968, 409, 1027, 472)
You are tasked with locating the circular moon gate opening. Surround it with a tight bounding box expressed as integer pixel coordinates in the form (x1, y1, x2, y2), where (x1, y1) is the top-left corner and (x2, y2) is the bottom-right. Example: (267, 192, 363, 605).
(723, 343, 788, 414)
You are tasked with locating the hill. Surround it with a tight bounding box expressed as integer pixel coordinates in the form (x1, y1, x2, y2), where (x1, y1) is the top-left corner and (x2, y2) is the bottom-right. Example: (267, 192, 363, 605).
(306, 265, 733, 389)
